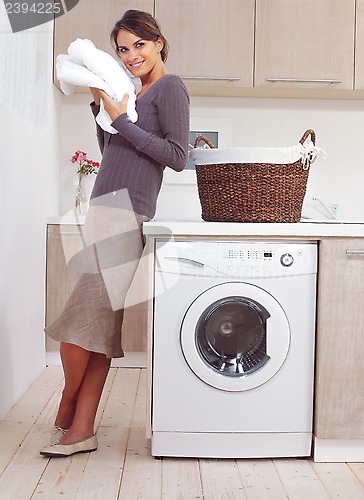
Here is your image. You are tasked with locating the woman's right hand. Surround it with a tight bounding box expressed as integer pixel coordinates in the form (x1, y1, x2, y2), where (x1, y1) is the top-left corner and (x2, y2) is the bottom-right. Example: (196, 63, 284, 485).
(90, 87, 101, 106)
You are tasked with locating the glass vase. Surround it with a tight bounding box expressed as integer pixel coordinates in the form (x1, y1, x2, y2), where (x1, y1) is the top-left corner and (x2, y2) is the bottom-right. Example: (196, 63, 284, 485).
(75, 173, 95, 215)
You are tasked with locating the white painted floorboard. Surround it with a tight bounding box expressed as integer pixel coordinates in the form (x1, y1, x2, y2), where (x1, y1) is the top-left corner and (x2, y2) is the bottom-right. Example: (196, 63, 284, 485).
(1, 367, 364, 499)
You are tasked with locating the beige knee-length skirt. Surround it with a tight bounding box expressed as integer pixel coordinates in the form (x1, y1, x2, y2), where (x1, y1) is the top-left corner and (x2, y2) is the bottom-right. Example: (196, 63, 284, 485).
(45, 203, 150, 358)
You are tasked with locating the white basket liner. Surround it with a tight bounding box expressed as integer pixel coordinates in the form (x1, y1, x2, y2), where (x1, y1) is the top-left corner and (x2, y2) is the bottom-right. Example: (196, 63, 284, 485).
(190, 143, 314, 166)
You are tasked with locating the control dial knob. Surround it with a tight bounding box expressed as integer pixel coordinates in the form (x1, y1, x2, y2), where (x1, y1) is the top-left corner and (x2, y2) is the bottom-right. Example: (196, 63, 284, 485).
(280, 253, 294, 267)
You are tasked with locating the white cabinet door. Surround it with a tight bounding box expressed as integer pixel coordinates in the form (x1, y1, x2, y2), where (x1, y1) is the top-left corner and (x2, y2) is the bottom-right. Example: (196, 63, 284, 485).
(255, 0, 355, 90)
(155, 0, 255, 90)
(46, 225, 148, 353)
(315, 239, 364, 439)
(53, 0, 154, 92)
(355, 0, 364, 89)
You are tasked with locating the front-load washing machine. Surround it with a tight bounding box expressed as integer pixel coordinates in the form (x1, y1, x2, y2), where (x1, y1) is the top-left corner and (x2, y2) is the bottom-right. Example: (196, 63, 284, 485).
(152, 239, 317, 458)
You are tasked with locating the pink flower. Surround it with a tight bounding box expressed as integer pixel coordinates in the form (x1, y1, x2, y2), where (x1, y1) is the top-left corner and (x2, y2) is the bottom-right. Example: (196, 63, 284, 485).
(70, 150, 100, 176)
(77, 152, 87, 162)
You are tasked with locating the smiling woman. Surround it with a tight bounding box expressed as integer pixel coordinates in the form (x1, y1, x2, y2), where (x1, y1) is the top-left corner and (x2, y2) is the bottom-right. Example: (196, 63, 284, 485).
(111, 9, 169, 61)
(41, 9, 190, 459)
(110, 9, 169, 99)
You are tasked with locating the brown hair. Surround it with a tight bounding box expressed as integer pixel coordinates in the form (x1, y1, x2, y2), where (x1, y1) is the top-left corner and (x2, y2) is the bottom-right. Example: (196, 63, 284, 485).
(110, 10, 169, 62)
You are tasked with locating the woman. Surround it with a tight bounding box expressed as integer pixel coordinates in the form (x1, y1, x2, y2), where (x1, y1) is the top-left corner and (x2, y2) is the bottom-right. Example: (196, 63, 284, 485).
(41, 10, 190, 457)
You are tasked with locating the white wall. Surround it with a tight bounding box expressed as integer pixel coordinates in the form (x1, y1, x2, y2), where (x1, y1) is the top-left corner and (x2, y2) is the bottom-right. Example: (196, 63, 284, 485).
(59, 93, 364, 222)
(0, 12, 60, 419)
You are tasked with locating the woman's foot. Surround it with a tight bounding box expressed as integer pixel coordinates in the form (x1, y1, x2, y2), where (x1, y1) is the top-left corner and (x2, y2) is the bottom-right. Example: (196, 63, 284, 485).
(54, 393, 78, 430)
(57, 422, 95, 446)
(40, 435, 98, 458)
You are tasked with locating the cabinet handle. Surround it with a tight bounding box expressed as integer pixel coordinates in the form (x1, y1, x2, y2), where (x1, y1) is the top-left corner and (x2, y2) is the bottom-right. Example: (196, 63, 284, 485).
(59, 231, 83, 235)
(181, 76, 241, 81)
(346, 249, 364, 256)
(267, 78, 342, 84)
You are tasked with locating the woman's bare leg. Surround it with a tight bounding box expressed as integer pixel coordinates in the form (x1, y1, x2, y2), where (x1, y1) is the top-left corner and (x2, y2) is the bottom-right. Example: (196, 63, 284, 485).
(58, 351, 111, 444)
(55, 342, 91, 430)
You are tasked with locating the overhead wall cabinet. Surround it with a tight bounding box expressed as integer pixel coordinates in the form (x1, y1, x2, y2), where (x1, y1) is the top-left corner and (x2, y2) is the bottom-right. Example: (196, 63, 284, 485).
(154, 0, 255, 90)
(54, 0, 153, 56)
(254, 0, 355, 91)
(53, 1, 364, 101)
(156, 0, 356, 94)
(314, 238, 364, 461)
(54, 0, 254, 93)
(53, 0, 153, 91)
(355, 0, 364, 89)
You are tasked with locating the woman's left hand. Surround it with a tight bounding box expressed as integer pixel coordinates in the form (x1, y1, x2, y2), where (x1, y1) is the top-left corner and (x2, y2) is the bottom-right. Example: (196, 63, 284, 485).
(99, 90, 129, 122)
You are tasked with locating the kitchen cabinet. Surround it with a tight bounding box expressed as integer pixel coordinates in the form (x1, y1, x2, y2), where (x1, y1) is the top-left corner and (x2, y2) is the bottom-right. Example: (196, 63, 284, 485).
(54, 0, 255, 92)
(315, 238, 364, 440)
(154, 0, 255, 90)
(45, 224, 82, 352)
(53, 0, 364, 98)
(254, 0, 355, 91)
(355, 0, 364, 89)
(46, 224, 148, 354)
(53, 0, 153, 91)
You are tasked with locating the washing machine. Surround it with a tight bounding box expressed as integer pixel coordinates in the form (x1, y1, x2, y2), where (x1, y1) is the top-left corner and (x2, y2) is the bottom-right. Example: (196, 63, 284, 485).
(152, 239, 317, 458)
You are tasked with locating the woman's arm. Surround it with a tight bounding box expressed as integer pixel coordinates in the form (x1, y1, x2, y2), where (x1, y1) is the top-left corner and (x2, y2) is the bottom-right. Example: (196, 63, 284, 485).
(102, 77, 190, 172)
(89, 88, 105, 154)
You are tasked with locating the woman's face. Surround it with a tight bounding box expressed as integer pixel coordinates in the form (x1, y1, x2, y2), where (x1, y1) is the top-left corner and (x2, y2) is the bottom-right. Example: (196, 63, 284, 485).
(116, 29, 163, 80)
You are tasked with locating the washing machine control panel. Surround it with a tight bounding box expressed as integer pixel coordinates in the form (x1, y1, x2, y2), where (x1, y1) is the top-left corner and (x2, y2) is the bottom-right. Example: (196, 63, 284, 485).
(216, 243, 313, 278)
(155, 240, 317, 278)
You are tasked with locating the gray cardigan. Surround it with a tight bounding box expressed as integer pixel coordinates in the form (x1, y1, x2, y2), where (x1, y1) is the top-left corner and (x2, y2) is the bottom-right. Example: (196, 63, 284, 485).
(90, 74, 190, 218)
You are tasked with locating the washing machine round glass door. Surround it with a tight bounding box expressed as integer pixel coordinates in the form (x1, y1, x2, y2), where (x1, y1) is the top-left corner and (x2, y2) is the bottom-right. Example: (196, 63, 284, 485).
(180, 282, 290, 391)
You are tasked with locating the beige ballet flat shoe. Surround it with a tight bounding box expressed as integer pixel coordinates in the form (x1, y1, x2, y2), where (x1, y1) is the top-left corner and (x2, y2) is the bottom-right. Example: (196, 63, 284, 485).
(51, 426, 68, 445)
(40, 435, 98, 458)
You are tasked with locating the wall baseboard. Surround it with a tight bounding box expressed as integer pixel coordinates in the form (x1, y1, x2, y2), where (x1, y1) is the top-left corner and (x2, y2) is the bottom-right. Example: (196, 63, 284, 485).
(314, 437, 364, 462)
(46, 351, 147, 368)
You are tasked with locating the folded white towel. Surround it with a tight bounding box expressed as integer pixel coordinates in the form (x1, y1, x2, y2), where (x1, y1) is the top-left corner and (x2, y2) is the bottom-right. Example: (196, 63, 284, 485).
(56, 38, 138, 133)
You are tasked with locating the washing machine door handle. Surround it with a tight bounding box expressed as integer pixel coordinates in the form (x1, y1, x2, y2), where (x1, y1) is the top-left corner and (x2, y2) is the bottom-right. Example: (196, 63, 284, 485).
(164, 256, 204, 268)
(163, 256, 218, 276)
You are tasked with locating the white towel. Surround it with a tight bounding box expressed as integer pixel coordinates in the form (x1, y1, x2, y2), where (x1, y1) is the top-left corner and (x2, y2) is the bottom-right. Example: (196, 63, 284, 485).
(56, 38, 138, 133)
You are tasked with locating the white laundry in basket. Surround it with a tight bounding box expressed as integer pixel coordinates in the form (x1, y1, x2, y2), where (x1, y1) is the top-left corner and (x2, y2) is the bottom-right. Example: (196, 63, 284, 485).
(190, 139, 321, 169)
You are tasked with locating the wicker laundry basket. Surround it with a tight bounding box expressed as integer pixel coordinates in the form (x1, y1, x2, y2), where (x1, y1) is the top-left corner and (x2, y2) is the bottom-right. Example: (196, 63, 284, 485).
(190, 130, 317, 223)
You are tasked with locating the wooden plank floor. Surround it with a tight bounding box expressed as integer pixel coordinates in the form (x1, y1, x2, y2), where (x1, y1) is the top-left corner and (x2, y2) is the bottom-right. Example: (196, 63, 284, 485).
(1, 367, 364, 499)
